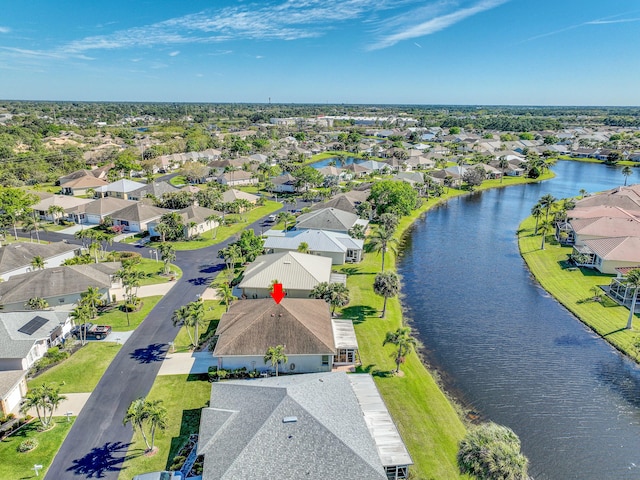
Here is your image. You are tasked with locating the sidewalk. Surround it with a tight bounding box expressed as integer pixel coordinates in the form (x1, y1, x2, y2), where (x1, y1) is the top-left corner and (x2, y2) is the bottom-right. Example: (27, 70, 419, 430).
(110, 281, 176, 301)
(26, 393, 92, 418)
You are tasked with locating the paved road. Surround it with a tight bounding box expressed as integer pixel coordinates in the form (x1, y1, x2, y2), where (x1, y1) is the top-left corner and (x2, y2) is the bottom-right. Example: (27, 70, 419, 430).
(43, 203, 297, 480)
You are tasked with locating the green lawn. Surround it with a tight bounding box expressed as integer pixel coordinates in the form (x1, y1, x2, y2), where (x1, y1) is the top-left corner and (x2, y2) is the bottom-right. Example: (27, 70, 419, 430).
(117, 375, 212, 479)
(518, 216, 640, 360)
(135, 259, 182, 286)
(557, 156, 639, 167)
(172, 300, 225, 352)
(27, 343, 122, 393)
(149, 200, 281, 251)
(98, 295, 163, 331)
(0, 418, 75, 480)
(168, 175, 187, 186)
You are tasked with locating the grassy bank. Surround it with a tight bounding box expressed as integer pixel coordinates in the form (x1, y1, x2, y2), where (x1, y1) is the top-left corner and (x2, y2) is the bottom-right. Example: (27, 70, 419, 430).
(558, 156, 639, 167)
(518, 216, 639, 360)
(334, 170, 555, 479)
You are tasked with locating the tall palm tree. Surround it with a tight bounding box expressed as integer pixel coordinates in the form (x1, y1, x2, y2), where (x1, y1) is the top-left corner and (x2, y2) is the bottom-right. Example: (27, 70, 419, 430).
(297, 242, 310, 254)
(538, 193, 557, 222)
(264, 345, 288, 376)
(157, 243, 176, 275)
(146, 399, 168, 451)
(31, 255, 45, 270)
(277, 211, 296, 231)
(79, 286, 103, 318)
(70, 304, 92, 345)
(47, 205, 66, 225)
(172, 305, 195, 347)
(383, 326, 417, 374)
(20, 384, 66, 429)
(188, 299, 205, 346)
(625, 269, 640, 330)
(622, 165, 633, 186)
(373, 271, 400, 318)
(22, 213, 46, 243)
(214, 281, 236, 312)
(538, 219, 553, 250)
(369, 226, 398, 272)
(530, 203, 544, 234)
(497, 156, 509, 183)
(327, 283, 350, 315)
(579, 188, 588, 199)
(206, 214, 223, 239)
(123, 398, 152, 452)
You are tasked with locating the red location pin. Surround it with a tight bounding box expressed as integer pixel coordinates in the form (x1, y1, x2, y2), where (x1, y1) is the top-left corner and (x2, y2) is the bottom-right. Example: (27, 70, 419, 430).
(270, 283, 285, 304)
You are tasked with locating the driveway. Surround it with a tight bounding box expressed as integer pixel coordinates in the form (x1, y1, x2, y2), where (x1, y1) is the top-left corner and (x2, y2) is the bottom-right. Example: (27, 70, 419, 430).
(44, 205, 287, 479)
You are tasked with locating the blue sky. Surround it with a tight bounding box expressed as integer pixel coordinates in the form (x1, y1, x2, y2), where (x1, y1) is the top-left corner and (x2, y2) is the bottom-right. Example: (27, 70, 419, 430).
(1, 0, 639, 105)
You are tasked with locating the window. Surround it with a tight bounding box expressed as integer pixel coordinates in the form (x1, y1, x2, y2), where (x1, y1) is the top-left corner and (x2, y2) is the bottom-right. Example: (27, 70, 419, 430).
(321, 355, 329, 366)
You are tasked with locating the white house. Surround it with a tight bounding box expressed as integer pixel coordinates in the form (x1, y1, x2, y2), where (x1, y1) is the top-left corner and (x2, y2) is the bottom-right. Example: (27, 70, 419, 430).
(263, 229, 363, 264)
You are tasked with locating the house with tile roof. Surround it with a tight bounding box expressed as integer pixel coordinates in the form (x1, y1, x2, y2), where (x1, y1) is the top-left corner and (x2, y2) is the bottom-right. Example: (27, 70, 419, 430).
(197, 372, 412, 480)
(0, 242, 81, 281)
(573, 237, 640, 274)
(238, 251, 345, 299)
(32, 194, 93, 222)
(264, 228, 363, 264)
(0, 262, 120, 312)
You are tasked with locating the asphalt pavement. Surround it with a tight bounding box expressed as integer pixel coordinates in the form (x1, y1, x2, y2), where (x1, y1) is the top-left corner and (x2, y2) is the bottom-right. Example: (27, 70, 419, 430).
(43, 202, 295, 479)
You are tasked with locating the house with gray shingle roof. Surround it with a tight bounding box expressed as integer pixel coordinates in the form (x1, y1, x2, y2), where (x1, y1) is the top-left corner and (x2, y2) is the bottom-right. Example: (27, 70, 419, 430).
(295, 207, 368, 234)
(0, 262, 120, 312)
(197, 372, 412, 480)
(65, 197, 137, 225)
(148, 205, 223, 239)
(110, 203, 172, 233)
(264, 228, 363, 264)
(0, 242, 81, 281)
(238, 251, 344, 299)
(310, 190, 370, 215)
(128, 181, 179, 201)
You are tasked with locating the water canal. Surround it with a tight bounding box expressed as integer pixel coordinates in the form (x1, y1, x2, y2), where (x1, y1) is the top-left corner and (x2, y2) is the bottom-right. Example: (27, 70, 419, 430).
(397, 161, 640, 480)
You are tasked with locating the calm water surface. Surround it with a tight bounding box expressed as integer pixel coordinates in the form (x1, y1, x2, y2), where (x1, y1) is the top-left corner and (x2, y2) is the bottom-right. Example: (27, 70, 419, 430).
(398, 161, 640, 480)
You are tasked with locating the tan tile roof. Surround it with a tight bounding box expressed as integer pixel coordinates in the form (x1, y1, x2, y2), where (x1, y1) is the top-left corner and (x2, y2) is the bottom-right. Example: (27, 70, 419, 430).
(570, 216, 640, 238)
(583, 237, 640, 262)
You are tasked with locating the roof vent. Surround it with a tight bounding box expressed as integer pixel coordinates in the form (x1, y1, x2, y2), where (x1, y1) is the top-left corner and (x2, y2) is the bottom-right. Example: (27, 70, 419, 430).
(282, 416, 298, 423)
(271, 313, 275, 317)
(279, 313, 283, 317)
(283, 261, 291, 264)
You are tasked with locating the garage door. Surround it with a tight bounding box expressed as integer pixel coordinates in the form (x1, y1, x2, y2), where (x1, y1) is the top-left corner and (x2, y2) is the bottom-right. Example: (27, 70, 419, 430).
(5, 384, 22, 413)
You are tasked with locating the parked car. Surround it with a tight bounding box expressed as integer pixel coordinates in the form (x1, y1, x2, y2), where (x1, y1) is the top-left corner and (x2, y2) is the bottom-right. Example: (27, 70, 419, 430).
(71, 323, 112, 340)
(266, 214, 277, 222)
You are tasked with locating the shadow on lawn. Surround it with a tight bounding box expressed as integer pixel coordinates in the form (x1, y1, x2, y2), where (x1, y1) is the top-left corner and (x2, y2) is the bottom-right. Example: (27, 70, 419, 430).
(341, 305, 378, 324)
(165, 408, 206, 470)
(66, 441, 140, 478)
(356, 363, 395, 378)
(129, 343, 168, 364)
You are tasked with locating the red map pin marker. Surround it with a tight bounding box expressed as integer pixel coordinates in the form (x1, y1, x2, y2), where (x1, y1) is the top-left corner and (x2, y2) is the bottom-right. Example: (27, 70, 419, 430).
(270, 283, 285, 304)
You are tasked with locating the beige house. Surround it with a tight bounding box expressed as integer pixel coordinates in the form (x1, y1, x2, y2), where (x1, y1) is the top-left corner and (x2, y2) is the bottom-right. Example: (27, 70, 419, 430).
(110, 203, 172, 233)
(220, 189, 259, 204)
(32, 195, 93, 222)
(238, 251, 345, 299)
(568, 216, 640, 246)
(65, 197, 137, 225)
(573, 237, 640, 274)
(216, 170, 258, 187)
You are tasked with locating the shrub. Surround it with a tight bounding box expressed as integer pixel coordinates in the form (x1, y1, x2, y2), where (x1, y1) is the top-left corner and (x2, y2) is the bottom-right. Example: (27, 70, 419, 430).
(17, 438, 38, 453)
(169, 455, 186, 471)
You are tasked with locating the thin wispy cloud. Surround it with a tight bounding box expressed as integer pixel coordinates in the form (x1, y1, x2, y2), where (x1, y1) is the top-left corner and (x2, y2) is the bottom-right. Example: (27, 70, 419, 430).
(0, 27, 10, 34)
(368, 0, 509, 50)
(168, 51, 180, 57)
(523, 11, 640, 42)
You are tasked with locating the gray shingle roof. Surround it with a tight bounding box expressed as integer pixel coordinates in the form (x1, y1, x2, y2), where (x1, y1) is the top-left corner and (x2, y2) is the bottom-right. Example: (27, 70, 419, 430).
(0, 242, 79, 274)
(198, 372, 388, 480)
(213, 298, 335, 356)
(0, 311, 69, 360)
(264, 229, 363, 254)
(296, 208, 362, 232)
(66, 197, 137, 216)
(110, 203, 172, 223)
(0, 262, 120, 304)
(177, 205, 223, 224)
(0, 370, 26, 398)
(238, 251, 332, 291)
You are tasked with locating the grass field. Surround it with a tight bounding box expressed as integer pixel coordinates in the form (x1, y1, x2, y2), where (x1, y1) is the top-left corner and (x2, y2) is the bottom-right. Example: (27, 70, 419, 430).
(148, 200, 282, 251)
(96, 295, 163, 331)
(134, 259, 182, 286)
(117, 374, 212, 479)
(0, 418, 75, 480)
(27, 343, 122, 393)
(518, 215, 640, 360)
(172, 300, 225, 352)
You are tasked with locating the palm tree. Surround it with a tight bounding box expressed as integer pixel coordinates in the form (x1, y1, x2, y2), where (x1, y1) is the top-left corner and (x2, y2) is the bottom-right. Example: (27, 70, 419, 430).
(497, 155, 509, 183)
(47, 205, 66, 225)
(277, 211, 296, 231)
(31, 255, 45, 270)
(172, 305, 195, 347)
(123, 398, 152, 452)
(146, 399, 168, 451)
(625, 269, 640, 330)
(382, 326, 417, 374)
(70, 303, 92, 345)
(25, 297, 49, 310)
(214, 281, 236, 312)
(206, 214, 223, 239)
(369, 226, 398, 272)
(622, 165, 633, 186)
(20, 384, 66, 429)
(373, 271, 400, 318)
(579, 188, 588, 199)
(530, 203, 544, 234)
(327, 283, 350, 315)
(79, 286, 103, 318)
(264, 345, 288, 376)
(297, 242, 310, 254)
(21, 213, 46, 243)
(538, 193, 557, 222)
(188, 299, 205, 346)
(538, 219, 553, 250)
(157, 243, 176, 275)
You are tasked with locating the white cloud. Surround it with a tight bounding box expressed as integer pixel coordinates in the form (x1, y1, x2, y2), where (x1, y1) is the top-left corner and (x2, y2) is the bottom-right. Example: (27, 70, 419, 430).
(523, 11, 640, 43)
(0, 26, 10, 34)
(169, 50, 180, 56)
(369, 0, 509, 50)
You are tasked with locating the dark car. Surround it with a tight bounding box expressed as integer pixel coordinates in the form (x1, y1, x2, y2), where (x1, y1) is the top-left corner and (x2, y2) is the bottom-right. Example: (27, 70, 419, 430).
(71, 322, 112, 340)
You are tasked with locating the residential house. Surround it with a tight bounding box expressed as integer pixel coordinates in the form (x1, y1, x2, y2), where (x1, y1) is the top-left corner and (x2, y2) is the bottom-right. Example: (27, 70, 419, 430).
(264, 228, 364, 264)
(310, 190, 370, 215)
(393, 171, 425, 186)
(197, 372, 412, 480)
(32, 195, 93, 222)
(0, 242, 81, 281)
(65, 197, 137, 225)
(344, 163, 372, 178)
(0, 311, 73, 414)
(0, 262, 121, 312)
(270, 173, 298, 193)
(212, 298, 358, 372)
(149, 205, 223, 239)
(295, 208, 368, 234)
(59, 170, 110, 196)
(607, 266, 640, 305)
(94, 179, 147, 200)
(568, 216, 640, 246)
(128, 181, 179, 202)
(110, 203, 172, 233)
(221, 189, 259, 205)
(573, 237, 640, 274)
(238, 251, 345, 299)
(216, 170, 258, 187)
(575, 185, 640, 211)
